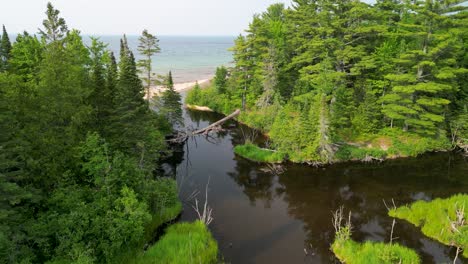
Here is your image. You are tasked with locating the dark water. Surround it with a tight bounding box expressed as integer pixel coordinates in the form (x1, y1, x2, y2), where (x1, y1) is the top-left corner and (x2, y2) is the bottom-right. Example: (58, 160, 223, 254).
(165, 107, 468, 264)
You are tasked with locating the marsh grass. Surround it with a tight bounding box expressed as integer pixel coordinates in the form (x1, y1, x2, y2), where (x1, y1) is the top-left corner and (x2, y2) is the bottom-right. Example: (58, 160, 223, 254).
(332, 239, 421, 264)
(234, 143, 285, 163)
(389, 194, 468, 258)
(132, 221, 218, 264)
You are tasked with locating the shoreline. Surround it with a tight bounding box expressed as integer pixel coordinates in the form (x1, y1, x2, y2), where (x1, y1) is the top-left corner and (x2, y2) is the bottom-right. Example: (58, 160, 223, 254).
(146, 78, 212, 99)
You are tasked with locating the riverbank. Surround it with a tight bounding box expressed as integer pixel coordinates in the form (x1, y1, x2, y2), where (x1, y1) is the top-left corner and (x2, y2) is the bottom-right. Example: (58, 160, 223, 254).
(184, 85, 457, 165)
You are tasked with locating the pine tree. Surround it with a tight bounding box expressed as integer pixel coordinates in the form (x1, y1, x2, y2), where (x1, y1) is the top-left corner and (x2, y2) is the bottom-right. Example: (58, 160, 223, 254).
(38, 2, 68, 43)
(214, 66, 228, 94)
(137, 29, 160, 105)
(382, 0, 468, 134)
(160, 71, 182, 126)
(89, 37, 113, 133)
(0, 25, 12, 72)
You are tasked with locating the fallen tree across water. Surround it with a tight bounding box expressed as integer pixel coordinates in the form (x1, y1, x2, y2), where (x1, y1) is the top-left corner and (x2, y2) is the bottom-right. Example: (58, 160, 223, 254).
(167, 109, 241, 144)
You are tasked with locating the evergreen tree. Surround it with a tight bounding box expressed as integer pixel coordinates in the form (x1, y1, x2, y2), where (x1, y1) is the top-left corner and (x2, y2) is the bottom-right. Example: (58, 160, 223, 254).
(39, 2, 68, 43)
(160, 71, 182, 127)
(89, 37, 113, 133)
(0, 25, 12, 72)
(214, 66, 228, 94)
(381, 0, 468, 134)
(137, 29, 160, 105)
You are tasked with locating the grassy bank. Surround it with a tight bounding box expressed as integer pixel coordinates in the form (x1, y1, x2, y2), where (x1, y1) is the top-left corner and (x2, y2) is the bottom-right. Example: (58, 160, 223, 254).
(234, 143, 285, 163)
(131, 221, 218, 264)
(116, 178, 183, 264)
(389, 194, 468, 258)
(332, 239, 420, 264)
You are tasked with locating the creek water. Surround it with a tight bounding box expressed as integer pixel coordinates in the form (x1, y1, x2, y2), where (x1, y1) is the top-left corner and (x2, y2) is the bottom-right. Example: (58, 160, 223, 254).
(163, 107, 468, 264)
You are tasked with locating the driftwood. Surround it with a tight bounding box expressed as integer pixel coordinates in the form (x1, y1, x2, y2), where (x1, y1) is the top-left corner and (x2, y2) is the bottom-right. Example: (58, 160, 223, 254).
(167, 109, 241, 144)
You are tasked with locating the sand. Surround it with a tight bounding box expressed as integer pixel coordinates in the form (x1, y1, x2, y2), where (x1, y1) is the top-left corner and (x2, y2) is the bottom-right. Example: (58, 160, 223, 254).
(146, 78, 211, 99)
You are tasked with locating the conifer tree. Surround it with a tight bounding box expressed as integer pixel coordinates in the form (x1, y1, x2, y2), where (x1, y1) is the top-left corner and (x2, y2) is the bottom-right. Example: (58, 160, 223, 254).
(137, 29, 160, 105)
(381, 0, 468, 134)
(89, 37, 113, 133)
(214, 66, 228, 94)
(39, 2, 68, 43)
(0, 25, 12, 72)
(160, 71, 182, 126)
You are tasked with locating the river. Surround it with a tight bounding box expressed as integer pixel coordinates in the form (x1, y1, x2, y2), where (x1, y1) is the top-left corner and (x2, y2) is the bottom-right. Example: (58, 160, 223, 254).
(162, 106, 468, 264)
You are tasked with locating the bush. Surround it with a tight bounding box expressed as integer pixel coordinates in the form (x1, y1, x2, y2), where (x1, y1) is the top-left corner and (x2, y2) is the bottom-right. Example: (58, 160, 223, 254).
(234, 143, 285, 163)
(389, 194, 468, 258)
(132, 221, 218, 264)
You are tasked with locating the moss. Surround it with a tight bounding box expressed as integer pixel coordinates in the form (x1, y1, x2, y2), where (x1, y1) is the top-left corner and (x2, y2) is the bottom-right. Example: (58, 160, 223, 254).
(234, 143, 285, 163)
(132, 221, 218, 264)
(389, 194, 468, 258)
(332, 239, 420, 264)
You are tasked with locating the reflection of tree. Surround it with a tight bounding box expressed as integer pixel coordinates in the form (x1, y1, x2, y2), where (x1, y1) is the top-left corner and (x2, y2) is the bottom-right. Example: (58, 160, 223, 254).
(226, 119, 277, 207)
(227, 160, 276, 208)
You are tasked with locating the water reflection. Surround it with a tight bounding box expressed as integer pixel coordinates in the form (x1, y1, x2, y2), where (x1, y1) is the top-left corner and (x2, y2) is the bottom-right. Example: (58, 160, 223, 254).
(170, 108, 467, 264)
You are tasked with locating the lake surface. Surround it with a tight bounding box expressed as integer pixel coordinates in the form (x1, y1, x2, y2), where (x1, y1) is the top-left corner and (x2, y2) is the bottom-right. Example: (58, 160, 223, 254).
(164, 105, 468, 264)
(92, 35, 234, 83)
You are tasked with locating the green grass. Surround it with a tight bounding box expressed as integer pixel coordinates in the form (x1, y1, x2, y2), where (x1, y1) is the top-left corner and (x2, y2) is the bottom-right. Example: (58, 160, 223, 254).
(234, 143, 285, 163)
(389, 194, 468, 258)
(132, 221, 218, 264)
(116, 201, 183, 264)
(335, 145, 387, 161)
(332, 239, 420, 264)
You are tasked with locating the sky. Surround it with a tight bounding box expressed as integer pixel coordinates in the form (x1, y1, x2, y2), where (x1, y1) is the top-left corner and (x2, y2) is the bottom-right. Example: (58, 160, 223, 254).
(2, 0, 295, 36)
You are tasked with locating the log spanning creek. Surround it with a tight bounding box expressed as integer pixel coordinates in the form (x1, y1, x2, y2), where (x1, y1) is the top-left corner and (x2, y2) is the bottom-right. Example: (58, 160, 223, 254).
(161, 104, 468, 264)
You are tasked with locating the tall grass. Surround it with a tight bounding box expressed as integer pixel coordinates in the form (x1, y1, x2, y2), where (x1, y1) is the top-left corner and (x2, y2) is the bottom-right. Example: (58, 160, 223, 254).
(234, 143, 285, 163)
(132, 221, 218, 264)
(389, 194, 468, 258)
(332, 239, 420, 264)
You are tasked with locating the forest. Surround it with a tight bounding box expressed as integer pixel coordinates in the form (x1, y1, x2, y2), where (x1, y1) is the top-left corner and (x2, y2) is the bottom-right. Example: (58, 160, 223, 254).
(0, 3, 198, 263)
(187, 0, 468, 163)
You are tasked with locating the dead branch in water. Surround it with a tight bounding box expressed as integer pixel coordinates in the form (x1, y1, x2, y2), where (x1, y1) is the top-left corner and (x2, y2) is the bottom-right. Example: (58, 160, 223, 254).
(192, 177, 213, 226)
(167, 109, 241, 144)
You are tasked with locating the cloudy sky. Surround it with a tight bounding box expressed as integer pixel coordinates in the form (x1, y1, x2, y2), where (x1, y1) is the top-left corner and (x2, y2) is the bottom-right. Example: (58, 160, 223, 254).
(2, 0, 297, 36)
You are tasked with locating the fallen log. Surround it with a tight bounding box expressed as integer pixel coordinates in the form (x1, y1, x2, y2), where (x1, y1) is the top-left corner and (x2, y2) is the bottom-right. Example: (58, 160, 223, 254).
(167, 109, 241, 143)
(193, 109, 241, 135)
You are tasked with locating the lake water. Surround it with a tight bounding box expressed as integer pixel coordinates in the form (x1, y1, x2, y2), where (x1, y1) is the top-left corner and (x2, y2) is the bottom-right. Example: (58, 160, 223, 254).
(164, 102, 468, 264)
(91, 35, 234, 83)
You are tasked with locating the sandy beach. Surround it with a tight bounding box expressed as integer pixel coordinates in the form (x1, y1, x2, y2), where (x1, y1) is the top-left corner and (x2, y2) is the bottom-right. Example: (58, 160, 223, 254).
(146, 78, 211, 99)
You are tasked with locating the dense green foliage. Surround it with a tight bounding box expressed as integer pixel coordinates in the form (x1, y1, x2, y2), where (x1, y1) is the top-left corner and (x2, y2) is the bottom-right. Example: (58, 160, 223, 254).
(131, 221, 219, 264)
(187, 0, 468, 163)
(0, 3, 181, 263)
(234, 143, 285, 163)
(389, 194, 468, 258)
(332, 239, 421, 264)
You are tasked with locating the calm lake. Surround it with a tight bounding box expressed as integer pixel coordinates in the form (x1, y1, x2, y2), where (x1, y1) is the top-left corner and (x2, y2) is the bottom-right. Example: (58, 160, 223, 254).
(163, 102, 468, 264)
